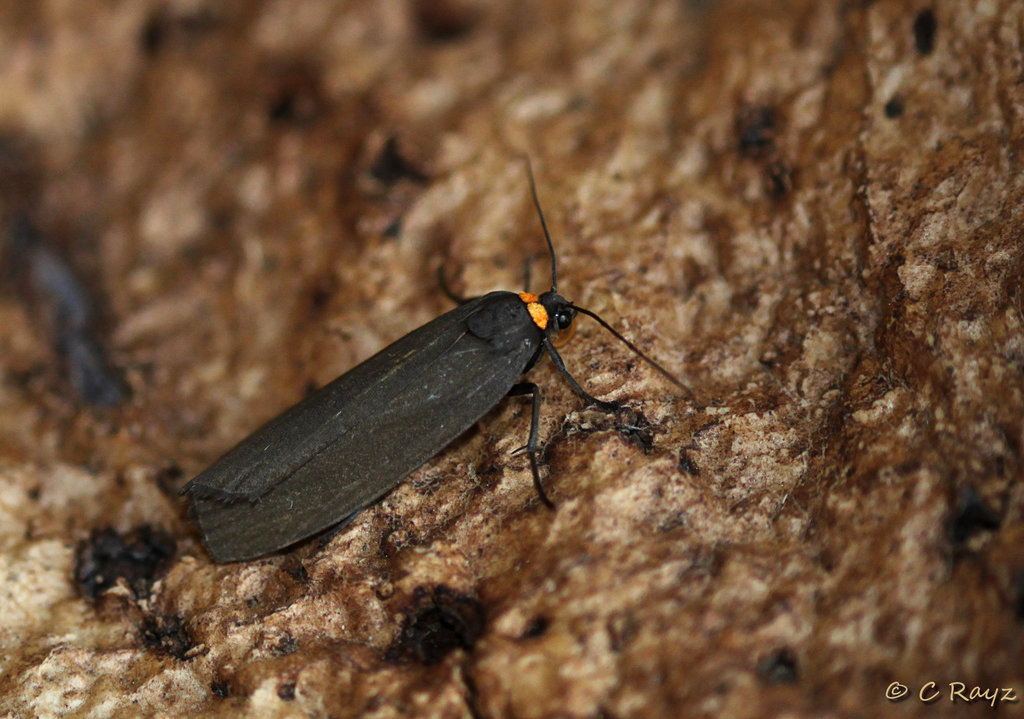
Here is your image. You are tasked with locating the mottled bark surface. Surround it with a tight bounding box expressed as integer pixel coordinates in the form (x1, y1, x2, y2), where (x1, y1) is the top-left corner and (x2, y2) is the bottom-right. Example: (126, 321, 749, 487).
(0, 1, 1021, 717)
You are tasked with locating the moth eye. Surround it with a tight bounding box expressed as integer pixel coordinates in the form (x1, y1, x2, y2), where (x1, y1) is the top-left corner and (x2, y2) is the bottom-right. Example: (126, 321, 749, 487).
(552, 313, 576, 348)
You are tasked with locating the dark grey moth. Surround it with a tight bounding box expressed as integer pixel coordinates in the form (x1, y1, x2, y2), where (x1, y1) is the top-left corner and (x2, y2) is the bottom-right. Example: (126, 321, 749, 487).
(183, 161, 682, 562)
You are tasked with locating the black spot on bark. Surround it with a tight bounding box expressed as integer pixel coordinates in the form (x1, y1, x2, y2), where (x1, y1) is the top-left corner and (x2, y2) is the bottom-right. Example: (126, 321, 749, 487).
(736, 105, 776, 159)
(947, 485, 1000, 547)
(913, 9, 937, 55)
(139, 8, 218, 56)
(370, 137, 428, 186)
(141, 613, 193, 660)
(759, 648, 798, 684)
(884, 94, 904, 119)
(74, 526, 176, 601)
(266, 64, 325, 126)
(410, 0, 480, 41)
(678, 450, 700, 476)
(765, 160, 792, 199)
(616, 408, 655, 453)
(388, 585, 486, 665)
(521, 615, 549, 639)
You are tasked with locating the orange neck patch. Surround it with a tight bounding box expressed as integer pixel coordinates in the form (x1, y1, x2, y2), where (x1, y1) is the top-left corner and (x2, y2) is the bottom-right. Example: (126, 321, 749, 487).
(518, 292, 548, 330)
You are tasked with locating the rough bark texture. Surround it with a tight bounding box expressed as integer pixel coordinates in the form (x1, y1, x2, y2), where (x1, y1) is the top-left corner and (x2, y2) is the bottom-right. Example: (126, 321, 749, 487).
(0, 1, 1021, 717)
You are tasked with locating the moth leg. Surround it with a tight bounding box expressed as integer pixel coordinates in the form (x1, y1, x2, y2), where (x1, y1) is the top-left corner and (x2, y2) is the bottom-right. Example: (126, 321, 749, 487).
(507, 381, 554, 509)
(437, 265, 474, 305)
(542, 337, 623, 415)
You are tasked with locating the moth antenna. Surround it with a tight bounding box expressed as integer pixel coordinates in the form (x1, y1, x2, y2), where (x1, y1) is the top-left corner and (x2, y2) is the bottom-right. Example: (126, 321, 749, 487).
(522, 156, 558, 293)
(572, 305, 688, 394)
